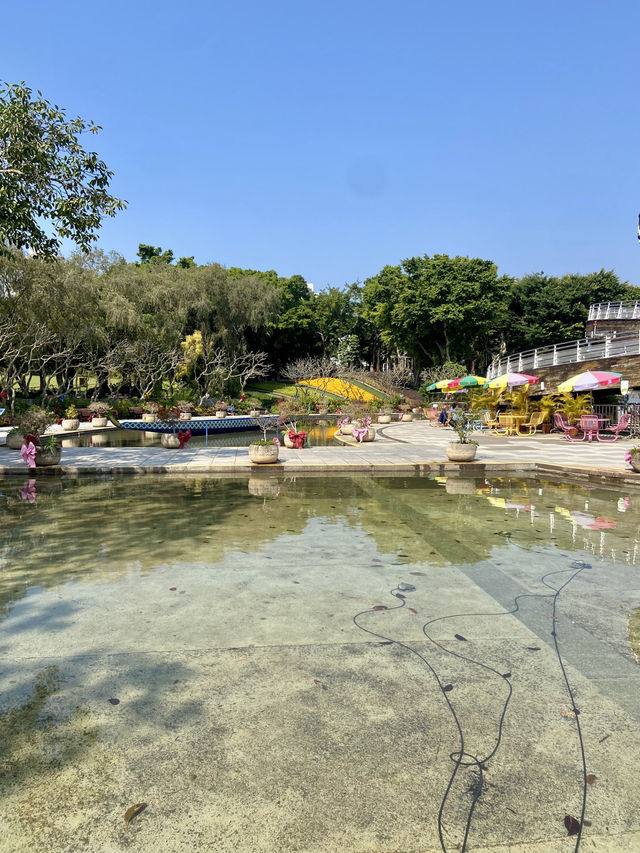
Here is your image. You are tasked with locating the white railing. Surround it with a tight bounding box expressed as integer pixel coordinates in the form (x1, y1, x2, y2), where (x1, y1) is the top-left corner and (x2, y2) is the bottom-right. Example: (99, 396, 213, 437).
(588, 301, 640, 321)
(486, 329, 640, 379)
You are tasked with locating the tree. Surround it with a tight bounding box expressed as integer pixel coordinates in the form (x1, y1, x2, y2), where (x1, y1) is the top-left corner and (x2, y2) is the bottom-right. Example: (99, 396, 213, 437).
(0, 81, 126, 258)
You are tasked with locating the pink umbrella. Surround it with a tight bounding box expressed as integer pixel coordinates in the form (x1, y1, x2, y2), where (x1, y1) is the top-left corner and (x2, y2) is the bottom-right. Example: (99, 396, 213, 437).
(485, 372, 539, 389)
(557, 371, 621, 392)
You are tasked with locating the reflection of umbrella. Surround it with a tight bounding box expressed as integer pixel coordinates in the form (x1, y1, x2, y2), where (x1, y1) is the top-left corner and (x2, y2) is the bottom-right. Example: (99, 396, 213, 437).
(447, 375, 488, 389)
(568, 510, 616, 531)
(485, 372, 539, 390)
(557, 370, 621, 392)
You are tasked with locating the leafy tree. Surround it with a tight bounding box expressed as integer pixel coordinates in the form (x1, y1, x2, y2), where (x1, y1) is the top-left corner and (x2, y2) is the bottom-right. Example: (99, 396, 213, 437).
(0, 82, 126, 257)
(362, 255, 512, 371)
(506, 270, 635, 351)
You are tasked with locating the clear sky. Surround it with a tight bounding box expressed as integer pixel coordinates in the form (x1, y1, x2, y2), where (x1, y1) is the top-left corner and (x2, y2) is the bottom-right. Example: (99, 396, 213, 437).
(3, 0, 639, 289)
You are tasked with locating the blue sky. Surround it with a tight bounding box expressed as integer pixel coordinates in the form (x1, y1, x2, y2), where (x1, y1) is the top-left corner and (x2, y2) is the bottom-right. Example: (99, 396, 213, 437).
(3, 0, 639, 288)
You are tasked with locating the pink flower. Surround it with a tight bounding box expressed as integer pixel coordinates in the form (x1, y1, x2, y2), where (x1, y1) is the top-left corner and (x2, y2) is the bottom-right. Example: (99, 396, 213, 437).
(273, 437, 281, 447)
(625, 452, 632, 463)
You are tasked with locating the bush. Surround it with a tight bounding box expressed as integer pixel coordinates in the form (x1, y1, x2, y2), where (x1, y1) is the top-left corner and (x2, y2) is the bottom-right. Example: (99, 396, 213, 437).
(18, 406, 54, 435)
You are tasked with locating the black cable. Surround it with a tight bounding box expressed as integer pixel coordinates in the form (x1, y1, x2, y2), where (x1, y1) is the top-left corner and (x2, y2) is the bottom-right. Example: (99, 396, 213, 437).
(352, 560, 590, 852)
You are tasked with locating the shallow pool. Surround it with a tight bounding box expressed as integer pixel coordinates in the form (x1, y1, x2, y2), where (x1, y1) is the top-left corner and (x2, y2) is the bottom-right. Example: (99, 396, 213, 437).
(1, 474, 639, 852)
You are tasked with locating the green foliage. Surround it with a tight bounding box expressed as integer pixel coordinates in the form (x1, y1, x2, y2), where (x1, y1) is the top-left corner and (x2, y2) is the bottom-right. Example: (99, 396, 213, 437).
(41, 434, 60, 451)
(551, 392, 593, 423)
(18, 406, 53, 434)
(506, 270, 633, 351)
(64, 404, 78, 418)
(0, 82, 126, 257)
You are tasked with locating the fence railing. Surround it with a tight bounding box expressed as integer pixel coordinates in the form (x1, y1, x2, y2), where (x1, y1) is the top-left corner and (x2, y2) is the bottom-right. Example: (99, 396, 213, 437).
(486, 330, 640, 379)
(588, 301, 640, 321)
(593, 402, 640, 436)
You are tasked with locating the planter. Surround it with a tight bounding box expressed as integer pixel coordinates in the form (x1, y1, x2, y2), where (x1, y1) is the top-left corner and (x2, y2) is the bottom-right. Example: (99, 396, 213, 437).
(161, 433, 181, 448)
(377, 414, 392, 424)
(318, 408, 329, 415)
(362, 428, 375, 442)
(5, 432, 25, 450)
(35, 446, 62, 467)
(340, 422, 355, 435)
(179, 412, 192, 421)
(91, 416, 108, 427)
(61, 418, 79, 431)
(541, 423, 552, 434)
(249, 410, 261, 417)
(630, 453, 640, 474)
(446, 442, 478, 462)
(401, 413, 413, 422)
(215, 411, 227, 419)
(142, 413, 156, 422)
(248, 443, 279, 464)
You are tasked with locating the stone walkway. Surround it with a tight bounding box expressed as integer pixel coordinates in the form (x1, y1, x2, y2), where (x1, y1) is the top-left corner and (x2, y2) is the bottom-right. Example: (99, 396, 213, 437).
(1, 421, 638, 484)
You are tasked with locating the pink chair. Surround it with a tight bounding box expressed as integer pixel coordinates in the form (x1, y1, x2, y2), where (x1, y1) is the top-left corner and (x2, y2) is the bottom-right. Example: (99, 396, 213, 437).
(554, 412, 583, 441)
(598, 412, 630, 443)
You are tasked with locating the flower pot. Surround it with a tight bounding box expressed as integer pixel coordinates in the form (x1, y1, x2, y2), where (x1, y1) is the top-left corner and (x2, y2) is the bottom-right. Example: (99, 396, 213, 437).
(318, 408, 329, 415)
(35, 446, 62, 467)
(248, 443, 279, 464)
(179, 412, 192, 420)
(142, 413, 156, 422)
(91, 416, 108, 427)
(446, 442, 477, 462)
(362, 428, 375, 442)
(249, 410, 261, 417)
(215, 411, 227, 419)
(61, 418, 79, 431)
(5, 432, 25, 450)
(283, 433, 295, 448)
(161, 433, 181, 448)
(401, 413, 413, 422)
(377, 414, 392, 424)
(340, 422, 355, 435)
(630, 453, 640, 474)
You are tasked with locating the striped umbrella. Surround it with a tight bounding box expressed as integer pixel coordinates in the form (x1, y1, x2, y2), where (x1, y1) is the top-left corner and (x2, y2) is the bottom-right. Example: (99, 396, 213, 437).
(485, 372, 539, 390)
(557, 370, 621, 392)
(426, 378, 456, 391)
(448, 375, 488, 389)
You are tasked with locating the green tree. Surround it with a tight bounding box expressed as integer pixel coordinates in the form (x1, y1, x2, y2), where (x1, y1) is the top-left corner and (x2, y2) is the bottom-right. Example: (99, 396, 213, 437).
(506, 270, 635, 351)
(0, 82, 126, 257)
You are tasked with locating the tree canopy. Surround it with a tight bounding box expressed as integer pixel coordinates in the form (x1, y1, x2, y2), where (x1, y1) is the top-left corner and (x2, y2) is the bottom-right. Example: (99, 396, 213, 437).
(0, 82, 126, 258)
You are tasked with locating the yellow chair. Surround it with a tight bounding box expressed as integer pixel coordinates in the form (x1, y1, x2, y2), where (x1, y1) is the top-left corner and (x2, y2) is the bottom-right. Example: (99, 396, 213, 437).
(516, 411, 545, 435)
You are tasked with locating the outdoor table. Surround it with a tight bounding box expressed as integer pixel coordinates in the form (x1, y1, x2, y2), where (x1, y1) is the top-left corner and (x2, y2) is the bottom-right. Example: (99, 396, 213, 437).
(579, 415, 609, 442)
(498, 413, 528, 436)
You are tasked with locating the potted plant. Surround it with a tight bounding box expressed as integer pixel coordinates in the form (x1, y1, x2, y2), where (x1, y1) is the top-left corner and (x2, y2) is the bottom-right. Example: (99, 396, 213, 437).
(248, 422, 280, 464)
(8, 407, 55, 448)
(214, 401, 229, 419)
(627, 447, 640, 474)
(142, 401, 160, 422)
(35, 434, 62, 467)
(5, 426, 25, 450)
(88, 401, 110, 427)
(61, 404, 80, 431)
(445, 416, 479, 462)
(176, 400, 194, 420)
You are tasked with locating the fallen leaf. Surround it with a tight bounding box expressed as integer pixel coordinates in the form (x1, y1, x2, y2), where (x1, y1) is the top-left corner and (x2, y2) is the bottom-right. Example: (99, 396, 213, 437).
(395, 593, 405, 599)
(372, 605, 388, 611)
(169, 587, 177, 591)
(583, 819, 592, 827)
(108, 698, 120, 706)
(125, 802, 147, 826)
(559, 709, 575, 717)
(527, 646, 541, 652)
(408, 607, 418, 614)
(503, 672, 512, 679)
(443, 684, 454, 692)
(586, 774, 596, 785)
(189, 773, 197, 781)
(564, 814, 581, 836)
(454, 634, 467, 642)
(292, 580, 299, 584)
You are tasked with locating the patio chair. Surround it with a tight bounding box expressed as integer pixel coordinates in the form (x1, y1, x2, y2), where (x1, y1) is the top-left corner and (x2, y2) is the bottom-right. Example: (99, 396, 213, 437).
(516, 411, 545, 435)
(598, 412, 630, 443)
(553, 412, 583, 442)
(482, 411, 500, 431)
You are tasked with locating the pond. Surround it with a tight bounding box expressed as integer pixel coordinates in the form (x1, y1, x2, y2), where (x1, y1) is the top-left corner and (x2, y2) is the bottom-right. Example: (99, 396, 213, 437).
(1, 473, 639, 852)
